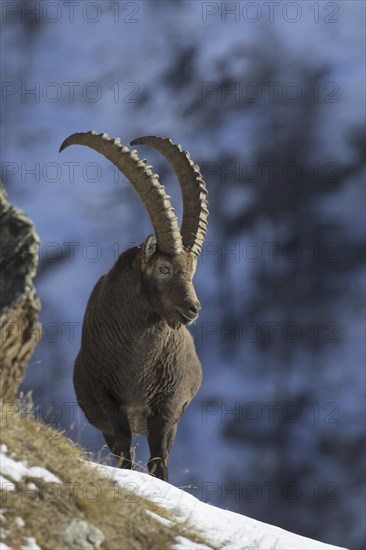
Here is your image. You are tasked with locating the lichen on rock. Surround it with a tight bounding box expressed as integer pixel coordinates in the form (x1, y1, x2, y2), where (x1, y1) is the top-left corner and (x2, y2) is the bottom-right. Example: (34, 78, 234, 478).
(0, 181, 41, 402)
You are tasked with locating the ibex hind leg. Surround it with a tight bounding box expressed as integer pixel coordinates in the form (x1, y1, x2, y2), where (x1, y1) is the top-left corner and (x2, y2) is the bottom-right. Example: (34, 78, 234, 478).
(102, 406, 133, 469)
(103, 428, 133, 469)
(147, 417, 178, 482)
(95, 388, 133, 469)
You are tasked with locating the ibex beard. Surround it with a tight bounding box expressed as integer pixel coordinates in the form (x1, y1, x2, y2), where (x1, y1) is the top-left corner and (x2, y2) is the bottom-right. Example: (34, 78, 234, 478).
(60, 131, 208, 482)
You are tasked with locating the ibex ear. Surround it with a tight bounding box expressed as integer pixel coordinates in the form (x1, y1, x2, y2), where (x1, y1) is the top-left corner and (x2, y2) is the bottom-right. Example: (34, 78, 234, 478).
(142, 235, 157, 263)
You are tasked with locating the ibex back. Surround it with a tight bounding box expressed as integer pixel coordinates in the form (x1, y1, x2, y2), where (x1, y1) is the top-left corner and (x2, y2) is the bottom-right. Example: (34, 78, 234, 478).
(59, 131, 208, 481)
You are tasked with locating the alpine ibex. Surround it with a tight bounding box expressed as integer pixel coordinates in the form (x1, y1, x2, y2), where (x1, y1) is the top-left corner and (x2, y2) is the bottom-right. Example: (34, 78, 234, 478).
(59, 131, 208, 481)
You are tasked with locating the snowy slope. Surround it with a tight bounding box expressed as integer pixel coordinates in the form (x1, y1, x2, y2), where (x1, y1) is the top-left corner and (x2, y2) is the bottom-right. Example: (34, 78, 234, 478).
(0, 441, 348, 550)
(95, 462, 347, 550)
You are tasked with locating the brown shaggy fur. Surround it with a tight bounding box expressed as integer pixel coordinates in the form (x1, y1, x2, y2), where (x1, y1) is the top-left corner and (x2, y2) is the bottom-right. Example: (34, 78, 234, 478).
(74, 237, 202, 481)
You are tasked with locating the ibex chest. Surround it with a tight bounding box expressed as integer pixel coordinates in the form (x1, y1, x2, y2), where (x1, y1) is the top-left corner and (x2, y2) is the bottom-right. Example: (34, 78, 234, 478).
(107, 327, 199, 407)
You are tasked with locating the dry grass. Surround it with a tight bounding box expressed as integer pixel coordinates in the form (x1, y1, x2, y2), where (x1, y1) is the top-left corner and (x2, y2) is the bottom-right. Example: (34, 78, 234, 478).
(0, 398, 215, 550)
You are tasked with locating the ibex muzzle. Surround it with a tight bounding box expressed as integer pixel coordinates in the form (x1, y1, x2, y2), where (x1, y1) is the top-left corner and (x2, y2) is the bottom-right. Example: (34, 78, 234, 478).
(60, 131, 208, 482)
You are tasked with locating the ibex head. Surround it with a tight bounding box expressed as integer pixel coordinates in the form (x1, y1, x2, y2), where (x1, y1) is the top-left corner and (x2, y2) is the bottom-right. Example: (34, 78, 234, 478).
(140, 234, 200, 329)
(59, 132, 208, 330)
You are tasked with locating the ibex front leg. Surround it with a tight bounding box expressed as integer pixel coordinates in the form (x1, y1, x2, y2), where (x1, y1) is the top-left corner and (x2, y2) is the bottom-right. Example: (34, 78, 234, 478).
(97, 387, 133, 469)
(110, 407, 133, 469)
(147, 415, 177, 482)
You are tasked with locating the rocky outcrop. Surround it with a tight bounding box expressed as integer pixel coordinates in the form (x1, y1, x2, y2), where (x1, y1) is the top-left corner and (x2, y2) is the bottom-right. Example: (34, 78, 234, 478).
(0, 181, 41, 402)
(62, 520, 105, 550)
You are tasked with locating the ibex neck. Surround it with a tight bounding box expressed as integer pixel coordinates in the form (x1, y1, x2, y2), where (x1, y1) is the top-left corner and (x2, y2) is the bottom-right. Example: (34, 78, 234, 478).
(107, 247, 170, 338)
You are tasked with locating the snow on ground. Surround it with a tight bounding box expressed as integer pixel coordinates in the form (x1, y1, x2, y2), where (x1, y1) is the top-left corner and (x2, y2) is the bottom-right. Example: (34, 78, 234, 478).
(0, 439, 349, 549)
(19, 538, 41, 550)
(95, 462, 348, 550)
(172, 536, 211, 550)
(0, 446, 56, 550)
(0, 445, 62, 489)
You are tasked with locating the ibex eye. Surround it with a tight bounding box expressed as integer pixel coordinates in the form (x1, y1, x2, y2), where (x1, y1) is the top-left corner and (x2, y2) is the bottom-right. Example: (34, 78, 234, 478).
(159, 266, 170, 275)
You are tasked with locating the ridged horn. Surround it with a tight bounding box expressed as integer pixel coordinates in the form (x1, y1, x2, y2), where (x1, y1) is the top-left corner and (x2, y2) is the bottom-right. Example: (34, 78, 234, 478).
(130, 136, 208, 257)
(59, 131, 183, 256)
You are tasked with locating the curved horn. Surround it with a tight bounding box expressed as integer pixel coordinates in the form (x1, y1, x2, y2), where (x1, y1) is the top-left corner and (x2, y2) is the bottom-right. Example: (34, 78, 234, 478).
(59, 131, 183, 256)
(130, 136, 208, 257)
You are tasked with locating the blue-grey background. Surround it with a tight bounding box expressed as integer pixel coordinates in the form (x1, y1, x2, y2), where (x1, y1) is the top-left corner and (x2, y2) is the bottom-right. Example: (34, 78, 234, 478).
(1, 1, 365, 548)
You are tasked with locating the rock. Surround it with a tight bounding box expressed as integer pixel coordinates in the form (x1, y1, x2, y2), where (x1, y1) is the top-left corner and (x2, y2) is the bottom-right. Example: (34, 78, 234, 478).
(14, 516, 25, 528)
(62, 520, 105, 550)
(0, 181, 41, 402)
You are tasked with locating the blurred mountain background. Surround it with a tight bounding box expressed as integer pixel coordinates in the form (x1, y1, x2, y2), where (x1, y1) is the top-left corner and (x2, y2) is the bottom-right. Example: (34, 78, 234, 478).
(1, 1, 365, 548)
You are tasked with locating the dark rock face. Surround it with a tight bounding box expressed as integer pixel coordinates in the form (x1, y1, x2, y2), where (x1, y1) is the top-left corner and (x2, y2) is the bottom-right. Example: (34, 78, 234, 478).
(0, 181, 41, 402)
